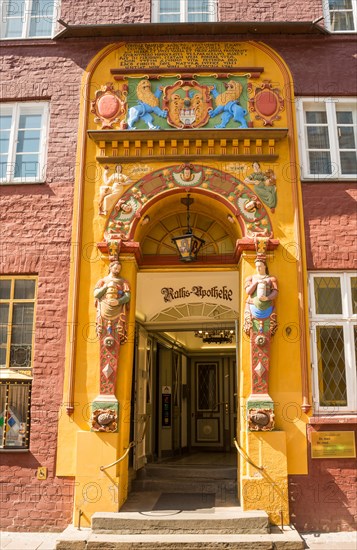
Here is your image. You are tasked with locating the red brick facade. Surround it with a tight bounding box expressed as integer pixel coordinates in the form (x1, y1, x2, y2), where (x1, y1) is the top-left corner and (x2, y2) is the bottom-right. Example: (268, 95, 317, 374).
(302, 183, 357, 270)
(1, 0, 356, 533)
(289, 423, 357, 532)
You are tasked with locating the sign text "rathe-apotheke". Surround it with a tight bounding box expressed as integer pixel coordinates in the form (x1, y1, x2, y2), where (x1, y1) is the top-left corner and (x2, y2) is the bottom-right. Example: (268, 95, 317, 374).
(161, 285, 233, 303)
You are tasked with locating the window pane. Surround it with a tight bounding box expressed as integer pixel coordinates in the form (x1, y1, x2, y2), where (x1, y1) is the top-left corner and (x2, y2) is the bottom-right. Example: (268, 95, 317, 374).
(188, 0, 210, 9)
(197, 363, 217, 410)
(4, 383, 30, 448)
(18, 114, 42, 129)
(309, 151, 332, 174)
(340, 151, 357, 174)
(0, 304, 9, 325)
(330, 11, 354, 31)
(4, 17, 23, 38)
(16, 130, 41, 153)
(160, 14, 180, 21)
(317, 326, 347, 406)
(336, 111, 353, 124)
(0, 384, 6, 445)
(329, 0, 352, 8)
(306, 111, 327, 124)
(188, 13, 210, 21)
(14, 280, 35, 300)
(14, 155, 39, 179)
(0, 304, 9, 351)
(338, 127, 355, 149)
(29, 0, 55, 37)
(29, 17, 53, 37)
(307, 126, 330, 149)
(351, 277, 357, 314)
(11, 304, 34, 345)
(0, 348, 6, 367)
(160, 0, 180, 8)
(0, 280, 11, 299)
(314, 277, 342, 314)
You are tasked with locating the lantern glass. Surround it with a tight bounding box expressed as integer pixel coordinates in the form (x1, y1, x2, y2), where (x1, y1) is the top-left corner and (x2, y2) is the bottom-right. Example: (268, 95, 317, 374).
(172, 233, 204, 262)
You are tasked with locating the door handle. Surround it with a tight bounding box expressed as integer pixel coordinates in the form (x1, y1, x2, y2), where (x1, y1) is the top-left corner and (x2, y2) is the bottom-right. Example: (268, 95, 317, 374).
(215, 402, 229, 415)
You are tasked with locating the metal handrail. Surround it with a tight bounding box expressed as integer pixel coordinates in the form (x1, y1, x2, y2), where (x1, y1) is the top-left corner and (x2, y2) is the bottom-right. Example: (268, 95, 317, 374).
(234, 438, 285, 531)
(234, 438, 265, 472)
(100, 414, 150, 472)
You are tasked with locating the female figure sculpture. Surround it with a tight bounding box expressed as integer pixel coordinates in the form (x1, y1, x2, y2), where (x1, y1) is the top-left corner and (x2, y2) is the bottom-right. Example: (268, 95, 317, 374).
(94, 261, 131, 395)
(244, 257, 278, 431)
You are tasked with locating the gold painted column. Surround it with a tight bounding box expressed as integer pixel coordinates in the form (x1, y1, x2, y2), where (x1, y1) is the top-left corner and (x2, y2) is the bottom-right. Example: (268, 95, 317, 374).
(73, 253, 138, 527)
(238, 250, 289, 526)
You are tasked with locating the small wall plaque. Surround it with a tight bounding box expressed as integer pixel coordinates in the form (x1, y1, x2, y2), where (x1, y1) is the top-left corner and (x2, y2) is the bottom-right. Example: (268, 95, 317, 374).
(311, 431, 356, 459)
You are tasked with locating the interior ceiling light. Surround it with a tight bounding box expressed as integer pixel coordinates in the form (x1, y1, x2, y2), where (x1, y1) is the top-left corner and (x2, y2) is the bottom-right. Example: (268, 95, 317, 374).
(194, 328, 234, 344)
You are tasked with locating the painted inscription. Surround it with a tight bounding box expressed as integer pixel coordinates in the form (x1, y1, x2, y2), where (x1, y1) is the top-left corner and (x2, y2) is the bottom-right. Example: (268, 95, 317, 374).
(161, 285, 233, 303)
(116, 43, 249, 70)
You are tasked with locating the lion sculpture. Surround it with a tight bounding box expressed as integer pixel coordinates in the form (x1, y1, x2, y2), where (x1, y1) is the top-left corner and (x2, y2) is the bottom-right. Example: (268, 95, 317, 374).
(209, 80, 248, 128)
(127, 80, 167, 130)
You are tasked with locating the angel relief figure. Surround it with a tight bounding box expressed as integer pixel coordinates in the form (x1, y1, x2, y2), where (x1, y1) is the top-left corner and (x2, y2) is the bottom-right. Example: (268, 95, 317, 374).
(244, 162, 277, 212)
(98, 165, 132, 216)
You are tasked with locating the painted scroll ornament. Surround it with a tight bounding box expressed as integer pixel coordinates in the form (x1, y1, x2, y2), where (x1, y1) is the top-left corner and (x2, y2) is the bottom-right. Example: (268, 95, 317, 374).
(244, 249, 278, 431)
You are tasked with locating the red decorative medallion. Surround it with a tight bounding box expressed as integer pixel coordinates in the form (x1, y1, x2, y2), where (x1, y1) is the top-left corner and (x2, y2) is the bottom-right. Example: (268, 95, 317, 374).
(248, 80, 284, 126)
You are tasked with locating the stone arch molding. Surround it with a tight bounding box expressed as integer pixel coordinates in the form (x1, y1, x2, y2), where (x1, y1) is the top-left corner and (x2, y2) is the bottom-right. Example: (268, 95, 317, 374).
(103, 163, 274, 250)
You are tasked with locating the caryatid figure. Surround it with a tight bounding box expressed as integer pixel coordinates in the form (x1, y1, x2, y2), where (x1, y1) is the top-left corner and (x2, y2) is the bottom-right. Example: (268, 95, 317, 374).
(244, 256, 278, 431)
(94, 261, 131, 395)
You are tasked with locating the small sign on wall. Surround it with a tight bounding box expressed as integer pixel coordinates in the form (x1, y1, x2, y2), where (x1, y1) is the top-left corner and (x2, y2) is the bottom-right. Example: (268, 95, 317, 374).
(162, 386, 172, 428)
(311, 431, 356, 459)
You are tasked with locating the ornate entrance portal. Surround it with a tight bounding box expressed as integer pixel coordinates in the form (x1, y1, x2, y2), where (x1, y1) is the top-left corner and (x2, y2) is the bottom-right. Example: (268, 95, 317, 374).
(133, 270, 239, 467)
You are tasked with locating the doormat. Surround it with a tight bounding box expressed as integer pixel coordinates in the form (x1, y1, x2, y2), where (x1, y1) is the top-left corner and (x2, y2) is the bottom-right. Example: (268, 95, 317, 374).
(153, 492, 215, 511)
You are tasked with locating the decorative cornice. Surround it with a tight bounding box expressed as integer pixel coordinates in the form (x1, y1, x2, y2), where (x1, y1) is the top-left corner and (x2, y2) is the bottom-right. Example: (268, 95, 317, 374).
(88, 128, 288, 162)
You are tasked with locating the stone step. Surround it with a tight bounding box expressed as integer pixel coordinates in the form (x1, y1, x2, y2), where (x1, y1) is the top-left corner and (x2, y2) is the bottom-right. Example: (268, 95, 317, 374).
(56, 525, 305, 549)
(91, 508, 269, 535)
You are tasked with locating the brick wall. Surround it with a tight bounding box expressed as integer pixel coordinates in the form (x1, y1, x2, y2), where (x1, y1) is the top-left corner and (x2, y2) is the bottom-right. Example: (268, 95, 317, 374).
(302, 183, 357, 270)
(59, 0, 150, 26)
(289, 423, 357, 532)
(1, 1, 356, 529)
(0, 42, 99, 531)
(220, 0, 322, 22)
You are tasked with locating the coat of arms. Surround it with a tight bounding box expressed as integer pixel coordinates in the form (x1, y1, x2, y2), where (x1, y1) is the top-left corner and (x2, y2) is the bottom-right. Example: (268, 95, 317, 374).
(162, 80, 213, 129)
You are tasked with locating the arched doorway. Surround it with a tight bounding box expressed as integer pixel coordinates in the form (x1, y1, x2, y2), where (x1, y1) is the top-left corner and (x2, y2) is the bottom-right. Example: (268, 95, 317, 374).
(131, 189, 241, 474)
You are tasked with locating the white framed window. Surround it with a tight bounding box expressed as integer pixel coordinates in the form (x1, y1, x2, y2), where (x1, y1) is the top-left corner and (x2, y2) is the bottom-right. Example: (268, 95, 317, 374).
(152, 0, 217, 23)
(296, 98, 357, 180)
(0, 102, 49, 184)
(323, 0, 357, 33)
(0, 0, 59, 39)
(309, 273, 357, 413)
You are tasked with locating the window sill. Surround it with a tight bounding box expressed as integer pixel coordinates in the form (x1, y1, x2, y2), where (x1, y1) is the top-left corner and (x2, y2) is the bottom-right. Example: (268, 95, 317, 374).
(309, 415, 357, 425)
(0, 38, 54, 45)
(0, 448, 29, 452)
(0, 181, 46, 186)
(301, 178, 357, 183)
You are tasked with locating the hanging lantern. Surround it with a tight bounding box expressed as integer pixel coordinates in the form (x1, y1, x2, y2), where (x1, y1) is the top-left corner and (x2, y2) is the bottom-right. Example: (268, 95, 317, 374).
(172, 194, 205, 262)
